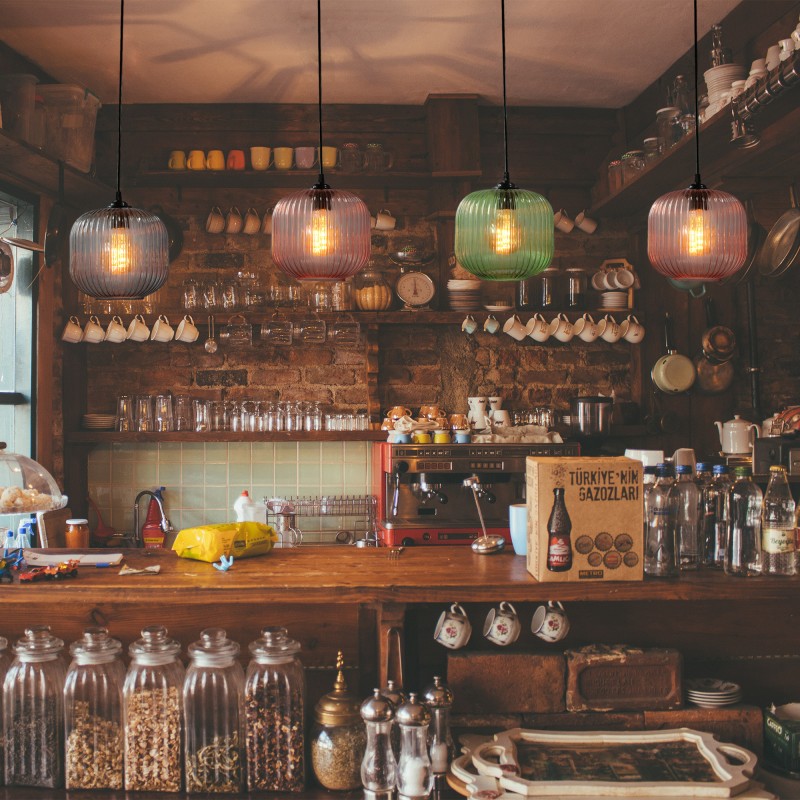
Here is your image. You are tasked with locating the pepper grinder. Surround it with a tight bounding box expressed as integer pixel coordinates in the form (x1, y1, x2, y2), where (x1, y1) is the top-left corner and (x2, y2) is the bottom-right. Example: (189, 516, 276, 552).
(360, 689, 398, 800)
(380, 679, 406, 760)
(396, 693, 433, 800)
(422, 675, 454, 800)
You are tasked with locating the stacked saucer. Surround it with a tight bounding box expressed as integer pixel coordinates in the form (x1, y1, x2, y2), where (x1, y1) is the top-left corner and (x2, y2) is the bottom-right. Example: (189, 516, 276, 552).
(704, 64, 745, 108)
(448, 279, 482, 311)
(686, 678, 742, 708)
(82, 413, 116, 431)
(599, 291, 628, 311)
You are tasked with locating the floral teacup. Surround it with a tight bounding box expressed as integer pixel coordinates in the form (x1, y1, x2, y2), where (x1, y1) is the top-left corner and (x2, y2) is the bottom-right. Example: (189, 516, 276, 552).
(483, 601, 521, 646)
(434, 603, 472, 649)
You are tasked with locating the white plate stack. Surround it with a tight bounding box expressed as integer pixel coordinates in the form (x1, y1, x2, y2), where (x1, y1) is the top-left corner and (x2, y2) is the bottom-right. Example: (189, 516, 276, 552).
(599, 291, 628, 310)
(686, 678, 742, 708)
(82, 413, 116, 431)
(704, 64, 745, 114)
(448, 279, 483, 311)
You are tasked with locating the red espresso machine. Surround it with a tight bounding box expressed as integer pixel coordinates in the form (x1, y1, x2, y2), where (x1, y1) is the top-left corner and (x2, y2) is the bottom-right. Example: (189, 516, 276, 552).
(372, 441, 579, 546)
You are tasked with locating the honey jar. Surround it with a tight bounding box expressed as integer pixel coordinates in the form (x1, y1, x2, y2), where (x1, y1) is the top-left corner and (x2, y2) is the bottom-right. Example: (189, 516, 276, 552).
(65, 518, 90, 548)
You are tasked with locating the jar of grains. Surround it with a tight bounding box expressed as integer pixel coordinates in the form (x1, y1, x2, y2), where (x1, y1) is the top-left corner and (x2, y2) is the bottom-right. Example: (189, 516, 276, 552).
(123, 625, 185, 792)
(245, 627, 306, 792)
(64, 627, 126, 790)
(183, 628, 244, 794)
(310, 651, 366, 791)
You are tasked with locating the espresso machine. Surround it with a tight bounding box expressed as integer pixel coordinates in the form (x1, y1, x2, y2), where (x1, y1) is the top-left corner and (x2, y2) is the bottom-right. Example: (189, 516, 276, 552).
(372, 442, 579, 546)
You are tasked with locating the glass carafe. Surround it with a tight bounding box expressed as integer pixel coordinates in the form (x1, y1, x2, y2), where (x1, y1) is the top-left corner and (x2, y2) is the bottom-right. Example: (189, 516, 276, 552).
(183, 628, 244, 794)
(64, 627, 125, 790)
(3, 626, 67, 788)
(123, 625, 185, 792)
(245, 627, 306, 792)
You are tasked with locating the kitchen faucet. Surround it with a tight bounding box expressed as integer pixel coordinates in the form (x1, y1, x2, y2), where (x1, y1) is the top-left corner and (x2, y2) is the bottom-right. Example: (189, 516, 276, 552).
(132, 490, 172, 547)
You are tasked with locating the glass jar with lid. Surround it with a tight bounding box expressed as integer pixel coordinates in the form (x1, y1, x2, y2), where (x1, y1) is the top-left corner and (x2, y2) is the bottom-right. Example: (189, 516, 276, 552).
(123, 625, 184, 792)
(3, 626, 67, 787)
(311, 651, 366, 791)
(565, 268, 588, 310)
(0, 444, 66, 515)
(539, 266, 562, 310)
(340, 143, 364, 173)
(64, 627, 125, 790)
(0, 636, 11, 784)
(245, 626, 306, 792)
(183, 628, 244, 794)
(643, 137, 662, 164)
(65, 518, 90, 548)
(656, 107, 683, 150)
(621, 150, 646, 185)
(354, 265, 393, 311)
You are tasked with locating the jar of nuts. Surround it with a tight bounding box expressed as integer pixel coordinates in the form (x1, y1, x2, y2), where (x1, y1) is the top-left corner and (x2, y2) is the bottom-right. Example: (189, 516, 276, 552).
(123, 625, 185, 792)
(64, 627, 126, 790)
(245, 627, 306, 792)
(353, 265, 393, 311)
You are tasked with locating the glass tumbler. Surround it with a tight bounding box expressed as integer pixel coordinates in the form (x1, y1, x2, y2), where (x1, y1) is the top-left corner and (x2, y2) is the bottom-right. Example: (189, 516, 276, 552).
(173, 394, 192, 431)
(209, 400, 226, 431)
(183, 279, 199, 310)
(154, 394, 174, 432)
(116, 395, 133, 432)
(135, 395, 154, 432)
(193, 399, 209, 433)
(339, 143, 363, 173)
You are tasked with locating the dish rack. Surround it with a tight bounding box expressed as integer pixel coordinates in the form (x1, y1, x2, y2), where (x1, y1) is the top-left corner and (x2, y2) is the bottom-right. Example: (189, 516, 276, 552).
(265, 494, 378, 546)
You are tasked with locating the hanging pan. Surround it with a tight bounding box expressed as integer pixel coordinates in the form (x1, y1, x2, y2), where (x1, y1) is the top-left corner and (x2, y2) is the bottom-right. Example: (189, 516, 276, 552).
(694, 352, 735, 393)
(758, 185, 800, 278)
(700, 297, 736, 364)
(722, 198, 767, 285)
(651, 313, 696, 394)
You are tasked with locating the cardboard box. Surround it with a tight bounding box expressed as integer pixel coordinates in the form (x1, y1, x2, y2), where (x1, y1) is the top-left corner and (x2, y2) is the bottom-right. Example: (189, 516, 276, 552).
(526, 456, 643, 582)
(764, 703, 800, 775)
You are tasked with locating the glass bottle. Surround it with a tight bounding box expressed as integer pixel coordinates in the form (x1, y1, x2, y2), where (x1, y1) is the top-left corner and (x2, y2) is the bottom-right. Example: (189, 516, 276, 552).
(3, 626, 67, 788)
(642, 465, 657, 547)
(725, 466, 762, 577)
(183, 628, 244, 794)
(360, 688, 397, 800)
(311, 651, 366, 791)
(423, 675, 454, 788)
(675, 464, 702, 570)
(64, 627, 125, 790)
(396, 693, 433, 800)
(245, 627, 306, 792)
(711, 465, 733, 568)
(123, 625, 185, 792)
(761, 465, 797, 576)
(380, 679, 406, 761)
(546, 487, 572, 572)
(695, 463, 713, 567)
(644, 463, 679, 577)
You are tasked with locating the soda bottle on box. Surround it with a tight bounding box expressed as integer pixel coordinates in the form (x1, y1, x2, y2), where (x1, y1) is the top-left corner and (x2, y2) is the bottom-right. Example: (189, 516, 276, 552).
(546, 488, 572, 572)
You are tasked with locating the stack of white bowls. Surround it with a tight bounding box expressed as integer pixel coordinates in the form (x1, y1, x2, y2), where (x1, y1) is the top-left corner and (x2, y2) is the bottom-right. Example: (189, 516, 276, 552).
(447, 279, 482, 311)
(704, 63, 746, 117)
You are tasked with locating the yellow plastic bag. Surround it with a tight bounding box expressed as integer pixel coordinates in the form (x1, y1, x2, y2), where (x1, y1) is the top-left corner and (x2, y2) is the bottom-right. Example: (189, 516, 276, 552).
(172, 521, 277, 563)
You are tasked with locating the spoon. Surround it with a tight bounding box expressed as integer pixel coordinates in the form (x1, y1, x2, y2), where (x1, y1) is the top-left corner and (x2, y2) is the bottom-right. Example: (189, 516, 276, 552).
(204, 314, 218, 353)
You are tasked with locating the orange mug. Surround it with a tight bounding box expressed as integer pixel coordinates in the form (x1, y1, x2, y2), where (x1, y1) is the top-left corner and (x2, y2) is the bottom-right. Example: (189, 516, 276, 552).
(227, 149, 245, 170)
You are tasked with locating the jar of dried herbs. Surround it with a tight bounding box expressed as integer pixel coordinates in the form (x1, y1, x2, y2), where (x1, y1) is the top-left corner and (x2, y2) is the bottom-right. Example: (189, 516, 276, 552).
(245, 626, 305, 792)
(64, 627, 126, 790)
(123, 625, 185, 792)
(310, 651, 366, 791)
(183, 628, 244, 794)
(3, 626, 67, 788)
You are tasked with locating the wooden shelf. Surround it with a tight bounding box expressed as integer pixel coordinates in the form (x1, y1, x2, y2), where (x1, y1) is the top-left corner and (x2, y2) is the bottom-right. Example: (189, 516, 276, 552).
(0, 130, 111, 207)
(66, 430, 386, 444)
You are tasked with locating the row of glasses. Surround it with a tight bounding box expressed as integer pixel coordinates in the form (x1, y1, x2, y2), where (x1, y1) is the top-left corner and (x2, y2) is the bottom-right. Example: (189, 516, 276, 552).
(512, 407, 560, 430)
(117, 394, 200, 432)
(260, 315, 361, 346)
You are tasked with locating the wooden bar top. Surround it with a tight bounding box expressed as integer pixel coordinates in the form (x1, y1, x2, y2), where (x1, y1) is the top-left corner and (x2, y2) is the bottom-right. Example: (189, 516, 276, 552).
(5, 547, 799, 605)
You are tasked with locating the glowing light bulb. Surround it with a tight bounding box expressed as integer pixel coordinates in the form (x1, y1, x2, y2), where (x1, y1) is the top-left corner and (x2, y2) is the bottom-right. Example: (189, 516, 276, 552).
(107, 227, 132, 274)
(310, 207, 330, 256)
(685, 207, 711, 257)
(493, 207, 518, 255)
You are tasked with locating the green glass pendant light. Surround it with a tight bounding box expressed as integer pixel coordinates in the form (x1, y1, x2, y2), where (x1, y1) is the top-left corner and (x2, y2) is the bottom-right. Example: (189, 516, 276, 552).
(454, 0, 554, 281)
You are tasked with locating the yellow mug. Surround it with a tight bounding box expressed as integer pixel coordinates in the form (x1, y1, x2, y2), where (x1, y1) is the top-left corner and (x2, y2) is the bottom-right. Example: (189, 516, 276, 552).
(273, 147, 294, 170)
(168, 150, 186, 170)
(433, 430, 451, 444)
(206, 149, 225, 170)
(321, 145, 338, 169)
(413, 431, 432, 444)
(186, 150, 206, 170)
(250, 146, 272, 171)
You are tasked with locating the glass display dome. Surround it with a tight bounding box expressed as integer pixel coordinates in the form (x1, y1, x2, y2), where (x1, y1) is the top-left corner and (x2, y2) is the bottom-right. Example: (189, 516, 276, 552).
(0, 444, 66, 514)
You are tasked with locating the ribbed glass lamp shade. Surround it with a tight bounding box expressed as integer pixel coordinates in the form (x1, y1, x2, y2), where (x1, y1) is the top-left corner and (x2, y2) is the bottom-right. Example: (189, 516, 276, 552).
(272, 187, 371, 282)
(69, 204, 169, 299)
(454, 187, 554, 281)
(648, 187, 748, 282)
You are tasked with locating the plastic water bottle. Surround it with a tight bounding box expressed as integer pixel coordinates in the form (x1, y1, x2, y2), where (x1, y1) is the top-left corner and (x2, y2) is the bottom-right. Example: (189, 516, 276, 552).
(675, 464, 701, 570)
(644, 463, 679, 577)
(761, 465, 797, 576)
(234, 490, 255, 522)
(725, 466, 762, 577)
(707, 465, 732, 568)
(642, 465, 657, 544)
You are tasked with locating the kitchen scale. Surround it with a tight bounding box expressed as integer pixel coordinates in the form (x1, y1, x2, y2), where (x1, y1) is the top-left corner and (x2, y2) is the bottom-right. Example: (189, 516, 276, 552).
(390, 245, 436, 310)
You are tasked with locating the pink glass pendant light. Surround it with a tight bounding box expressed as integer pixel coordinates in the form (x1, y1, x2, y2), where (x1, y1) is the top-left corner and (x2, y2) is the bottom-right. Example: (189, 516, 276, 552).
(69, 0, 168, 300)
(271, 0, 370, 282)
(647, 0, 747, 284)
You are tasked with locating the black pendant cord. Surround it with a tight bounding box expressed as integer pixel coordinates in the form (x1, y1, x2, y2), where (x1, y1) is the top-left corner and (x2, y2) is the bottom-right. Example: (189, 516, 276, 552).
(691, 0, 704, 190)
(113, 0, 126, 208)
(314, 0, 328, 190)
(498, 0, 514, 190)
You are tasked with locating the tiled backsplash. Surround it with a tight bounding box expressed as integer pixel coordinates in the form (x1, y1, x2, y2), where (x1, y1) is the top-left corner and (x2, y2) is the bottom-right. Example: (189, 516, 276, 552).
(88, 441, 372, 542)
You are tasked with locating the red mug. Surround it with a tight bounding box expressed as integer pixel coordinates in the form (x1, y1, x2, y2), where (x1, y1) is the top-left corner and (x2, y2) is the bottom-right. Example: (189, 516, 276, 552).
(226, 149, 245, 170)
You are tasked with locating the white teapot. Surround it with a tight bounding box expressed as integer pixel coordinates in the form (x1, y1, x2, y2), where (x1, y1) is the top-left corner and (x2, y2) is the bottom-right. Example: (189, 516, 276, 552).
(715, 414, 759, 455)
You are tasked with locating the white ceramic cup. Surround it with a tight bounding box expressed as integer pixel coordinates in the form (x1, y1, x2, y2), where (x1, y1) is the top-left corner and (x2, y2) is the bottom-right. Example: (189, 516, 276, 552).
(526, 313, 550, 342)
(491, 409, 512, 427)
(531, 601, 570, 643)
(225, 207, 243, 234)
(600, 314, 622, 342)
(242, 207, 261, 235)
(175, 314, 200, 343)
(250, 146, 272, 171)
(574, 313, 602, 343)
(766, 44, 781, 70)
(81, 315, 105, 343)
(104, 315, 127, 343)
(126, 314, 151, 342)
(483, 601, 521, 646)
(434, 603, 472, 649)
(488, 396, 503, 412)
(483, 315, 500, 334)
(461, 315, 478, 335)
(612, 268, 635, 289)
(574, 210, 598, 234)
(779, 38, 795, 61)
(502, 314, 527, 341)
(548, 313, 574, 342)
(205, 206, 225, 234)
(295, 145, 318, 170)
(751, 58, 767, 73)
(374, 209, 396, 231)
(61, 315, 83, 343)
(508, 503, 527, 555)
(591, 271, 613, 291)
(554, 209, 574, 233)
(621, 314, 645, 344)
(150, 314, 175, 342)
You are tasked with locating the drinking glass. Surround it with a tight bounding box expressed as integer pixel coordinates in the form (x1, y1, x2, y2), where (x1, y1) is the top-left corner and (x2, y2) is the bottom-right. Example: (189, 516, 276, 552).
(202, 281, 220, 310)
(193, 399, 209, 432)
(154, 394, 174, 432)
(304, 402, 323, 432)
(220, 281, 239, 310)
(297, 317, 327, 344)
(174, 394, 193, 431)
(261, 316, 293, 345)
(209, 400, 226, 431)
(240, 400, 258, 432)
(224, 400, 238, 431)
(116, 395, 133, 432)
(135, 395, 154, 432)
(330, 319, 361, 346)
(183, 279, 199, 310)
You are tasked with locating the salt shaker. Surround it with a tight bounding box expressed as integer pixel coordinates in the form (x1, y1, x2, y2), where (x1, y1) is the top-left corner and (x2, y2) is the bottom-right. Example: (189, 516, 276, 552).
(360, 689, 398, 800)
(396, 694, 433, 800)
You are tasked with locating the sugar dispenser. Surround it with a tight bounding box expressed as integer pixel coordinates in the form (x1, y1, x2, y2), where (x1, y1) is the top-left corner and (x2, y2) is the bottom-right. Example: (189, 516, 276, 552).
(422, 675, 454, 797)
(360, 688, 398, 800)
(396, 693, 433, 800)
